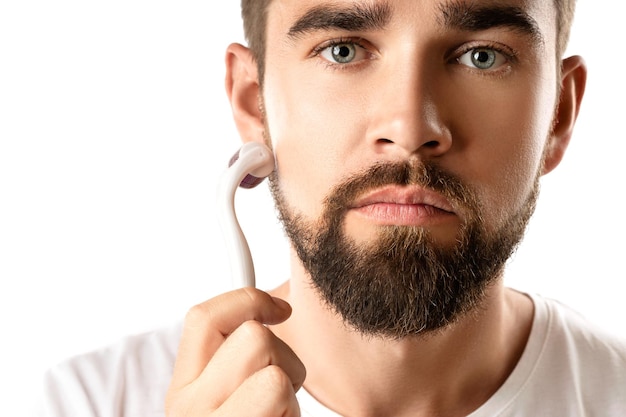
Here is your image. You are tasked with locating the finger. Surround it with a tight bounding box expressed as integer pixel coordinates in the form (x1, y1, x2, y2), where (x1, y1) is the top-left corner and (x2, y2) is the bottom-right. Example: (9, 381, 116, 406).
(215, 365, 301, 417)
(170, 288, 292, 389)
(200, 319, 306, 407)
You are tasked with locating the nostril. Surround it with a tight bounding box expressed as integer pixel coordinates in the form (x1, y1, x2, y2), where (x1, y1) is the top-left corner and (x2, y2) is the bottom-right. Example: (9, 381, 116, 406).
(377, 138, 440, 147)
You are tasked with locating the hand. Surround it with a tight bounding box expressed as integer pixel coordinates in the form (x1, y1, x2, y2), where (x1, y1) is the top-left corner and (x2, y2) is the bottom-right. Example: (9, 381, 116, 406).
(165, 287, 306, 417)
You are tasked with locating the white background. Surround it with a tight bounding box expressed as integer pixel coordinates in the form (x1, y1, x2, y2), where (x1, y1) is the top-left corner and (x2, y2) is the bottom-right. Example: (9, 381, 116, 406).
(1, 1, 624, 414)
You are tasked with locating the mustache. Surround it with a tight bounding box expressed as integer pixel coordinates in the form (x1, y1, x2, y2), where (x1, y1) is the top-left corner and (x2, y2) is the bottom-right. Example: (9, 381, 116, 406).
(324, 160, 481, 217)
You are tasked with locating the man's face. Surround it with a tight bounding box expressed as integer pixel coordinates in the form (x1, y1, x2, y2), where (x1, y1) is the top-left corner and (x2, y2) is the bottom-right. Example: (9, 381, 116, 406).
(259, 0, 560, 336)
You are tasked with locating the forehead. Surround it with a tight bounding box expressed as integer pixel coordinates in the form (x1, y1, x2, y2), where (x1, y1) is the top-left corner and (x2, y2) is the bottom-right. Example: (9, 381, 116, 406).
(267, 0, 556, 46)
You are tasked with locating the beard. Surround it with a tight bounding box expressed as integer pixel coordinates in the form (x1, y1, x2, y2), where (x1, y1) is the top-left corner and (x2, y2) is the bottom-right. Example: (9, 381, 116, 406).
(269, 159, 538, 339)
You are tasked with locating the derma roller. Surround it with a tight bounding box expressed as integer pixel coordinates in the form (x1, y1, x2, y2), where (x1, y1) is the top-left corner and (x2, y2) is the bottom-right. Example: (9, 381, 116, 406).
(218, 142, 275, 288)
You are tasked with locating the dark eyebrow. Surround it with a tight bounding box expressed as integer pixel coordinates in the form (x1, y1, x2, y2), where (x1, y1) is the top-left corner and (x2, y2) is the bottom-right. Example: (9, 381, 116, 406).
(439, 1, 544, 45)
(287, 2, 391, 38)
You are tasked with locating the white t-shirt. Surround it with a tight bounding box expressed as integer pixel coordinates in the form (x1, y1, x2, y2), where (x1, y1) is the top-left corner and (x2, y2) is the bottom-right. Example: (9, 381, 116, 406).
(37, 293, 626, 416)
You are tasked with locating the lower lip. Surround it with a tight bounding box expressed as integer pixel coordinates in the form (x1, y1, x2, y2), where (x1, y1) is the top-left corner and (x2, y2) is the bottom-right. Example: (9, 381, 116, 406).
(351, 203, 455, 226)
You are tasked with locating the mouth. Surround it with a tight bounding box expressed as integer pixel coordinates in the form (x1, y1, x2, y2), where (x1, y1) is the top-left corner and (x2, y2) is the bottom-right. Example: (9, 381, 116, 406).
(349, 185, 457, 226)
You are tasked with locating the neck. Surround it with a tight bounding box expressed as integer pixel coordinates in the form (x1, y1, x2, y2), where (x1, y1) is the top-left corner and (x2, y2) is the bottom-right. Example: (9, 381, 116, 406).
(269, 254, 533, 417)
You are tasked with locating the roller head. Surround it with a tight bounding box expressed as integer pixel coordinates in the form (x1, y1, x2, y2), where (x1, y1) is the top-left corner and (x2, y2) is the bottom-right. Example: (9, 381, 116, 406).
(228, 142, 275, 189)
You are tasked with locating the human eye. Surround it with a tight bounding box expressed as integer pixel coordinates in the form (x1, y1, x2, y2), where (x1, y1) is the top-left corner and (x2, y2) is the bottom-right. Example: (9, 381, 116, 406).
(455, 44, 512, 71)
(313, 38, 371, 66)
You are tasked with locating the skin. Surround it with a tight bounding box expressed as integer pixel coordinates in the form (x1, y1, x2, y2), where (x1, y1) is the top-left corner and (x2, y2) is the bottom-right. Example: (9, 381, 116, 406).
(165, 0, 587, 416)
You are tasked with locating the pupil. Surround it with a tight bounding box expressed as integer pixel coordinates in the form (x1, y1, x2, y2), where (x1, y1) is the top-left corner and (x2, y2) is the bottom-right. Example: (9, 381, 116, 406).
(474, 51, 489, 62)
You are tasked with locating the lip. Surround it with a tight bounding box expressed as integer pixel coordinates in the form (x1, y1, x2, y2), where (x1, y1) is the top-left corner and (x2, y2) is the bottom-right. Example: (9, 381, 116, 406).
(352, 185, 455, 212)
(349, 185, 456, 226)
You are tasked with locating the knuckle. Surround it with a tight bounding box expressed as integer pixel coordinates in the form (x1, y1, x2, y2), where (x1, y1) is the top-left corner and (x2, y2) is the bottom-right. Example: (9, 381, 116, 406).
(259, 365, 293, 392)
(184, 302, 210, 327)
(238, 319, 272, 343)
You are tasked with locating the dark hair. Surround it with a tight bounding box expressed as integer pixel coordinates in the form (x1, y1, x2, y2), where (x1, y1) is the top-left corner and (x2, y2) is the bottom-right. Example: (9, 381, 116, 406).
(241, 0, 270, 83)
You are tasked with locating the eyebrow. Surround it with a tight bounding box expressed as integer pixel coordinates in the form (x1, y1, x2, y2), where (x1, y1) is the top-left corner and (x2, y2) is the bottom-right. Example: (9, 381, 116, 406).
(287, 2, 392, 38)
(439, 1, 544, 45)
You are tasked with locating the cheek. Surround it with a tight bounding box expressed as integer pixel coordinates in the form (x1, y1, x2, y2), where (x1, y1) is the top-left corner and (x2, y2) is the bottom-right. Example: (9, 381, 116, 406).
(453, 75, 556, 229)
(262, 69, 366, 219)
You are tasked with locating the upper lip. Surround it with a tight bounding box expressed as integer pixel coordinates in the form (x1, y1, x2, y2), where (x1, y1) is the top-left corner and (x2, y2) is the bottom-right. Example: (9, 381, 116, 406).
(351, 185, 456, 213)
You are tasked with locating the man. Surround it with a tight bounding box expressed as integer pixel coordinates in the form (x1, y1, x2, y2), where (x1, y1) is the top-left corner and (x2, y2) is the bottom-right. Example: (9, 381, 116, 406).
(41, 0, 626, 416)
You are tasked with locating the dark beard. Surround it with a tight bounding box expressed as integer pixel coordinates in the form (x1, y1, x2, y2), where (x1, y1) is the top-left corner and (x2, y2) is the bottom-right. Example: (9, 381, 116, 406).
(270, 160, 538, 338)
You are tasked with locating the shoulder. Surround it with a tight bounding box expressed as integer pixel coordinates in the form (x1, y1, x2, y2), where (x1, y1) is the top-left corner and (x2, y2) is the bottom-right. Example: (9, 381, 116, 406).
(41, 321, 182, 417)
(476, 292, 626, 416)
(529, 294, 626, 410)
(537, 294, 626, 361)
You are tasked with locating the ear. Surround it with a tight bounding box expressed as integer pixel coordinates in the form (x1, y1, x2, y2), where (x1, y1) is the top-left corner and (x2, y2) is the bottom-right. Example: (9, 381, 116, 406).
(542, 55, 587, 175)
(225, 43, 264, 144)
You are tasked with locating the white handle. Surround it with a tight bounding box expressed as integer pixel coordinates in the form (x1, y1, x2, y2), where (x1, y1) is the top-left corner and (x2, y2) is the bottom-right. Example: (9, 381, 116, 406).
(217, 142, 275, 288)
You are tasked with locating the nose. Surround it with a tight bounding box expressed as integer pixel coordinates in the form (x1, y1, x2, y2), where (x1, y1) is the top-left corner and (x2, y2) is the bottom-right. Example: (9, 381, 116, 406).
(366, 63, 452, 158)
